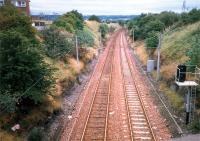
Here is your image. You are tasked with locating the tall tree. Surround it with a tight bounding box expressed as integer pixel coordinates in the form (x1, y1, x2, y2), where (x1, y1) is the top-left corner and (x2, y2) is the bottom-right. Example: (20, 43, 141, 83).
(0, 5, 54, 113)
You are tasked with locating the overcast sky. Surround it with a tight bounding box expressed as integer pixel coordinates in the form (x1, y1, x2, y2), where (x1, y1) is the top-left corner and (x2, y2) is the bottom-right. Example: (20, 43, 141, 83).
(30, 0, 200, 15)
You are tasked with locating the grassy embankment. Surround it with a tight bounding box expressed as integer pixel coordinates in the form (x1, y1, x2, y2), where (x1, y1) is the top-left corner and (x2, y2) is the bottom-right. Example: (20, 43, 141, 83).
(0, 21, 100, 141)
(134, 21, 200, 113)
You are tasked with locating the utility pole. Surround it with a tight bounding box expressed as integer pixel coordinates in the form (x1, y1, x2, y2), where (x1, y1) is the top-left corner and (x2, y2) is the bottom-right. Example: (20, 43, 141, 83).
(75, 35, 79, 65)
(100, 30, 102, 48)
(132, 28, 134, 42)
(182, 0, 187, 12)
(132, 28, 135, 47)
(156, 33, 163, 81)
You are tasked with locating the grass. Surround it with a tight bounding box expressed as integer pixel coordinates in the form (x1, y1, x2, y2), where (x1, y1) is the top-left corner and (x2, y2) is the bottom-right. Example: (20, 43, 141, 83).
(0, 130, 22, 141)
(160, 21, 200, 80)
(134, 41, 148, 66)
(159, 82, 184, 111)
(133, 21, 200, 132)
(85, 21, 100, 48)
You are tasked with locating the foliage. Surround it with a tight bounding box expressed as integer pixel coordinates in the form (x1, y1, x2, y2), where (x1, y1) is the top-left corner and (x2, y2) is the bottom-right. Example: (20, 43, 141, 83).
(28, 127, 44, 141)
(186, 28, 200, 66)
(0, 4, 35, 38)
(88, 15, 101, 22)
(128, 9, 200, 40)
(99, 24, 109, 39)
(76, 28, 94, 47)
(144, 20, 165, 35)
(54, 18, 74, 33)
(145, 32, 159, 48)
(70, 10, 84, 22)
(42, 27, 73, 59)
(158, 11, 180, 27)
(53, 10, 84, 33)
(109, 26, 116, 33)
(181, 9, 200, 25)
(0, 6, 54, 113)
(118, 20, 126, 27)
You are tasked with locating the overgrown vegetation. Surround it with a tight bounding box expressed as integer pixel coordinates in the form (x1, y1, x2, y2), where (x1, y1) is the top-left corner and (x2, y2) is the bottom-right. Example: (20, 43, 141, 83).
(99, 23, 109, 39)
(0, 5, 55, 113)
(76, 27, 95, 48)
(42, 27, 73, 59)
(53, 10, 84, 33)
(0, 5, 102, 140)
(128, 9, 200, 58)
(186, 27, 200, 66)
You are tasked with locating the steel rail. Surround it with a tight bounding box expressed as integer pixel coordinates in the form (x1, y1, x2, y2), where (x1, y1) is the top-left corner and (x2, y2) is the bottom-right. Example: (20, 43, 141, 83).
(121, 32, 157, 141)
(119, 33, 134, 141)
(67, 38, 110, 141)
(104, 33, 116, 141)
(80, 32, 118, 141)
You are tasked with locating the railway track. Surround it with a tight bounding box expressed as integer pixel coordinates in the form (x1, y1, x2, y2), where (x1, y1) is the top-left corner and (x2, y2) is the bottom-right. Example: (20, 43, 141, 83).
(78, 33, 118, 140)
(119, 33, 156, 141)
(65, 30, 171, 141)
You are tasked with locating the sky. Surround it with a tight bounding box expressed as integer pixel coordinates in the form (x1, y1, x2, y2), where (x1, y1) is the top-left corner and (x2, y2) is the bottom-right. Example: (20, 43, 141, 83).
(30, 0, 200, 15)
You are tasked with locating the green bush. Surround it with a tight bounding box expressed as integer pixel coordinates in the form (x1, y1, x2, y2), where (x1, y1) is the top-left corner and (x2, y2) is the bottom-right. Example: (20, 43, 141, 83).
(54, 18, 74, 33)
(128, 9, 200, 40)
(53, 10, 84, 33)
(0, 4, 35, 38)
(99, 24, 109, 39)
(88, 15, 101, 22)
(28, 127, 44, 141)
(76, 28, 94, 47)
(145, 32, 159, 48)
(0, 30, 54, 113)
(109, 26, 116, 33)
(42, 27, 73, 59)
(186, 28, 200, 66)
(0, 5, 55, 113)
(144, 20, 165, 35)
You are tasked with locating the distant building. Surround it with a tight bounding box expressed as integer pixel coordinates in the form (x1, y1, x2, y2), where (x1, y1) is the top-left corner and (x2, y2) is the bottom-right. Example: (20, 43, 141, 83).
(31, 16, 53, 31)
(0, 0, 30, 16)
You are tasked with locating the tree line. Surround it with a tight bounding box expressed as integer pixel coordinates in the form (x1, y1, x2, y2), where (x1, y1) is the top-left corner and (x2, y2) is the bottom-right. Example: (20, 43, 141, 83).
(0, 5, 110, 114)
(0, 5, 54, 113)
(127, 9, 200, 65)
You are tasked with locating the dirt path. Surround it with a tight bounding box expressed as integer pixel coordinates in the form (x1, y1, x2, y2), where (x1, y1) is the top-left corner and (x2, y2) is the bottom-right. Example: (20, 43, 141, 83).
(61, 30, 171, 141)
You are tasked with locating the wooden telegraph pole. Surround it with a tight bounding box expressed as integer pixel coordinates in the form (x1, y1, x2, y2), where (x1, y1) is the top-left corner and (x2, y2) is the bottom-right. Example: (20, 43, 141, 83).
(156, 33, 163, 81)
(75, 35, 79, 65)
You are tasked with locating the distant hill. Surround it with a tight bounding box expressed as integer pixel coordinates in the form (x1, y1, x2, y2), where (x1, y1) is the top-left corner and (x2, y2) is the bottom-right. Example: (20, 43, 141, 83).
(31, 14, 138, 22)
(84, 15, 138, 21)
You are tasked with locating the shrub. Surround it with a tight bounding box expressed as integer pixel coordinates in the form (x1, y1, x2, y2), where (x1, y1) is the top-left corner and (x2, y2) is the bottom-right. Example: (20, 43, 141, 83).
(0, 4, 35, 38)
(186, 28, 200, 66)
(145, 32, 159, 48)
(88, 15, 101, 22)
(99, 24, 109, 39)
(54, 18, 74, 33)
(109, 26, 116, 33)
(28, 127, 44, 141)
(144, 20, 165, 34)
(0, 30, 54, 113)
(53, 10, 84, 33)
(42, 27, 73, 59)
(76, 28, 94, 47)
